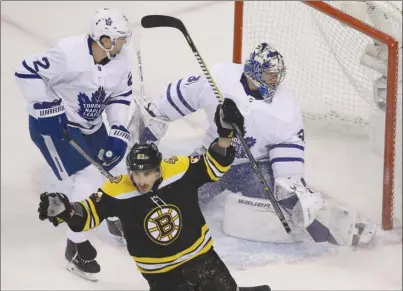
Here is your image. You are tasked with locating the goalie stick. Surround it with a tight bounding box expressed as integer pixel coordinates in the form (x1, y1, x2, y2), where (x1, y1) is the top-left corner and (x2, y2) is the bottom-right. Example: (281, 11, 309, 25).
(141, 15, 291, 234)
(62, 130, 120, 183)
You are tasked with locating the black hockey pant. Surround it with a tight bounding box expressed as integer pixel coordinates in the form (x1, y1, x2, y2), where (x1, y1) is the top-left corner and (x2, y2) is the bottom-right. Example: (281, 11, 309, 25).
(144, 249, 238, 291)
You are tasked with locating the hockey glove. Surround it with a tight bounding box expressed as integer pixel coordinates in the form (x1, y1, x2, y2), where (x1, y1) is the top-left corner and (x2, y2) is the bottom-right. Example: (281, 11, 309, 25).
(38, 192, 73, 227)
(214, 98, 245, 138)
(98, 125, 131, 171)
(138, 104, 169, 144)
(32, 99, 68, 139)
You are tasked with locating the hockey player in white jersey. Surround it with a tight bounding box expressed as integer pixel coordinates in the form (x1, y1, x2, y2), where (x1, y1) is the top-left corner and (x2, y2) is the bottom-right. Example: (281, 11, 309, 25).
(15, 8, 133, 280)
(137, 42, 376, 248)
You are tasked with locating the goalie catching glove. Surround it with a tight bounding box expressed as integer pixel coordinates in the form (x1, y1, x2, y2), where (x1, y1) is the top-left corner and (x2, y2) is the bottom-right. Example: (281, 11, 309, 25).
(215, 98, 245, 138)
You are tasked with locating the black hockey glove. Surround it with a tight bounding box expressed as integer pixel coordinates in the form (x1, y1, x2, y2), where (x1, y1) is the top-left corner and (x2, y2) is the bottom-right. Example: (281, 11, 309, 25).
(38, 192, 73, 227)
(214, 98, 245, 138)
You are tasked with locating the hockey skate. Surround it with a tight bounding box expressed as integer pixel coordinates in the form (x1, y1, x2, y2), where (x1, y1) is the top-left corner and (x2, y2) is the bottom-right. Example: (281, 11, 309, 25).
(352, 217, 377, 249)
(65, 239, 100, 282)
(106, 218, 126, 244)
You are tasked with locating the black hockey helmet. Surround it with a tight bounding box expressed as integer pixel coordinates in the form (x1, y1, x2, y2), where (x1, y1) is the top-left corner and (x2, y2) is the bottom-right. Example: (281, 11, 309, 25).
(126, 141, 162, 172)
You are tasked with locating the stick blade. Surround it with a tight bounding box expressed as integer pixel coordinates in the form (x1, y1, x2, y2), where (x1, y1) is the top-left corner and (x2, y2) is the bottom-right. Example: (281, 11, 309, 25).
(141, 15, 184, 31)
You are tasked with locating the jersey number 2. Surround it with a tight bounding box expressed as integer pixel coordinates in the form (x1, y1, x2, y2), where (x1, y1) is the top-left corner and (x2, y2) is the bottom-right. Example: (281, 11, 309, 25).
(32, 57, 50, 72)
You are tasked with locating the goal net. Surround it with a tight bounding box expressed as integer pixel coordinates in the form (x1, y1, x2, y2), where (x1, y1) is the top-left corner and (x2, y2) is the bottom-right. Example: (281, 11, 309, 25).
(233, 1, 402, 230)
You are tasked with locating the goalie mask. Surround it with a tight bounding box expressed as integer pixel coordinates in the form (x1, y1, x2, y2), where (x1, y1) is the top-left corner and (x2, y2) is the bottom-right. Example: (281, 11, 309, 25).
(244, 43, 286, 103)
(90, 8, 132, 58)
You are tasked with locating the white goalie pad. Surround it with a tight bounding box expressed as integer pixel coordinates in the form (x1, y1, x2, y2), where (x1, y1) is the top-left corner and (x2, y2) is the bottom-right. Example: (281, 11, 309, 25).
(222, 191, 307, 243)
(222, 176, 377, 246)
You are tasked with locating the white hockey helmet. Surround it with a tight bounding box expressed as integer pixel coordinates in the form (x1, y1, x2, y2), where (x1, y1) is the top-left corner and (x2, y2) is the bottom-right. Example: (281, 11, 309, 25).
(90, 8, 132, 55)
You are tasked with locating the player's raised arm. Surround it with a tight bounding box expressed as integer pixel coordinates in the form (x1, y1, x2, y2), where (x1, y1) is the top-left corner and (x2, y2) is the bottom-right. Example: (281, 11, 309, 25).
(136, 74, 209, 143)
(187, 98, 245, 187)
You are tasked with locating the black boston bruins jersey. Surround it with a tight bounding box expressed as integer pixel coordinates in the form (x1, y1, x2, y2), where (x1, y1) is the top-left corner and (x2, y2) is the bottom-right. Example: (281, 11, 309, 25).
(70, 144, 235, 274)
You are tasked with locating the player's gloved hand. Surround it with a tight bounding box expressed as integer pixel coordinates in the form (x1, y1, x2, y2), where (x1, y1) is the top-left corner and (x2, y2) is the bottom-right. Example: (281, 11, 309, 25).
(38, 192, 73, 227)
(98, 125, 131, 171)
(139, 104, 169, 144)
(33, 99, 68, 139)
(214, 98, 245, 138)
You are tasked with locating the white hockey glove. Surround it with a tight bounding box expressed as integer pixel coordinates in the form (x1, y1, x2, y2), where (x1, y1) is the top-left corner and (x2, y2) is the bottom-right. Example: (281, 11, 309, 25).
(275, 177, 324, 228)
(138, 102, 169, 143)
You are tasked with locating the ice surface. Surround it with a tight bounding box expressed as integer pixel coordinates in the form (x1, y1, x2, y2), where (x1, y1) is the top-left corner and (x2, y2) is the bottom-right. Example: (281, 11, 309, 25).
(1, 1, 401, 290)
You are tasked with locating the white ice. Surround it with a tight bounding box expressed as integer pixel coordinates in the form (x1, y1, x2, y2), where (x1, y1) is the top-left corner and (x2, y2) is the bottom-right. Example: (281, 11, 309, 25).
(1, 1, 402, 290)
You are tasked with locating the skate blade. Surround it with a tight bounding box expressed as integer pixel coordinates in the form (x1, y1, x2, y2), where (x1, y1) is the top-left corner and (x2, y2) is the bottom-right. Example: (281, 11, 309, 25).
(66, 262, 99, 282)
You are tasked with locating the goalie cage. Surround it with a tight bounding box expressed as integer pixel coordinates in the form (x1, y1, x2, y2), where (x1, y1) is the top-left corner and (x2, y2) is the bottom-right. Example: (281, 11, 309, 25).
(232, 1, 402, 231)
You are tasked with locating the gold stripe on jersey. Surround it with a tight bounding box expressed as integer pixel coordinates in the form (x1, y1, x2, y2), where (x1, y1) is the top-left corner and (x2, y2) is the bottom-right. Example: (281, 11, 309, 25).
(99, 157, 192, 199)
(206, 152, 231, 173)
(160, 156, 190, 180)
(100, 175, 137, 198)
(203, 152, 232, 181)
(157, 156, 191, 189)
(203, 156, 218, 181)
(86, 198, 100, 228)
(78, 200, 91, 231)
(133, 224, 213, 274)
(78, 198, 101, 231)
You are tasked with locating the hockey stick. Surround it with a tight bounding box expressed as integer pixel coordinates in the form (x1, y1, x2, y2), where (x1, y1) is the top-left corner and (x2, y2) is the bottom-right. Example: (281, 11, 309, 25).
(141, 15, 291, 234)
(62, 130, 121, 183)
(127, 35, 147, 130)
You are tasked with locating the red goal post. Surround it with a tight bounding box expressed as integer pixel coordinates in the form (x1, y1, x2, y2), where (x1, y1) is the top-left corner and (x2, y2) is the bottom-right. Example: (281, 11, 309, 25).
(232, 1, 401, 230)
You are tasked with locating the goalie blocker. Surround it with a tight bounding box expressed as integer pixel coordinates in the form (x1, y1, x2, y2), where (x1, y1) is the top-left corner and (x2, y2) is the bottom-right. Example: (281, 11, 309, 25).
(223, 176, 376, 247)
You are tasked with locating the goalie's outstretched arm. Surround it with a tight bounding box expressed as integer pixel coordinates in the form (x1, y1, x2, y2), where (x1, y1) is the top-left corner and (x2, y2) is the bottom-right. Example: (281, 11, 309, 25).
(137, 75, 208, 143)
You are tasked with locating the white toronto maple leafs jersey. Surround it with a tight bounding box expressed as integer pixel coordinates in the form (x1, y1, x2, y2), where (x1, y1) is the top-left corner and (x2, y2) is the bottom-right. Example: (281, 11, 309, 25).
(149, 62, 306, 178)
(15, 34, 133, 134)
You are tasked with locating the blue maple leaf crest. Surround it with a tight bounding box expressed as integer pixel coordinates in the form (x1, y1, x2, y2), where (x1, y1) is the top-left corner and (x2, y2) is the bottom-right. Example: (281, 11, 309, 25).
(77, 87, 110, 121)
(232, 133, 257, 159)
(105, 17, 113, 26)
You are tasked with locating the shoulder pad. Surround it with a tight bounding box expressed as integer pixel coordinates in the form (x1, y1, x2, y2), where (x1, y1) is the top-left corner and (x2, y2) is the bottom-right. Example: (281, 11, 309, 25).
(100, 175, 137, 197)
(160, 156, 190, 180)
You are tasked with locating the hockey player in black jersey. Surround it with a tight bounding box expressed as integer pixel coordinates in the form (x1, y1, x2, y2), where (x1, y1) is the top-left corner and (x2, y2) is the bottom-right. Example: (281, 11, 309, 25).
(38, 99, 270, 291)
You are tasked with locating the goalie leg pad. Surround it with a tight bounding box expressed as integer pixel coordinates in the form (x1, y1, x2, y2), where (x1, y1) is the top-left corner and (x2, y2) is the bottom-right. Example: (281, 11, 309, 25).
(222, 191, 307, 243)
(308, 198, 376, 246)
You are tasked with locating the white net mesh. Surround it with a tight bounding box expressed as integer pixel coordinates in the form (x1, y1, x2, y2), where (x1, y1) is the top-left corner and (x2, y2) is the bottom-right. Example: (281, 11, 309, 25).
(239, 1, 402, 229)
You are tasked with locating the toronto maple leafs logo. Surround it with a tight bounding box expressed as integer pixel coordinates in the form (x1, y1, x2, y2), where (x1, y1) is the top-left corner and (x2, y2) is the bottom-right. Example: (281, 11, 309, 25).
(77, 87, 110, 121)
(105, 17, 113, 26)
(232, 133, 257, 159)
